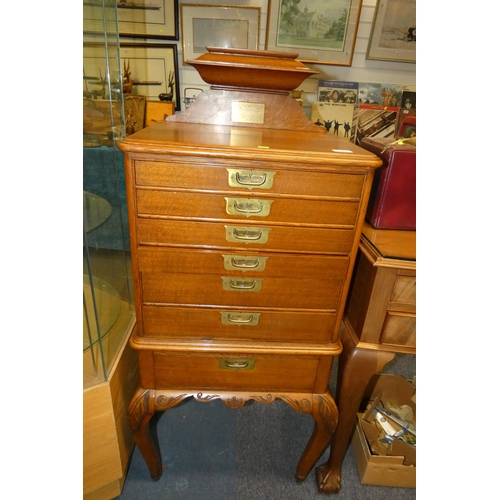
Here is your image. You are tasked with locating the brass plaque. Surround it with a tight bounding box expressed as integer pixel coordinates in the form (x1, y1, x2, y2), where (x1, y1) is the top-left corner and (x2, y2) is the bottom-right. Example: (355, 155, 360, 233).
(218, 358, 256, 370)
(222, 254, 268, 272)
(225, 197, 273, 217)
(221, 276, 263, 292)
(220, 312, 261, 326)
(227, 168, 276, 190)
(225, 225, 271, 244)
(231, 102, 265, 124)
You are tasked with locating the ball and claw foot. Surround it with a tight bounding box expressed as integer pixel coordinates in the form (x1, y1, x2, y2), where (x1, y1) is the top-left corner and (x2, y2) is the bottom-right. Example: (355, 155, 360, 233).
(315, 463, 342, 494)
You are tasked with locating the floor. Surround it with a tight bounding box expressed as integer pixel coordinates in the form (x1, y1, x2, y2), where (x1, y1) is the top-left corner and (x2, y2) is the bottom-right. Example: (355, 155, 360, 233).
(115, 354, 416, 500)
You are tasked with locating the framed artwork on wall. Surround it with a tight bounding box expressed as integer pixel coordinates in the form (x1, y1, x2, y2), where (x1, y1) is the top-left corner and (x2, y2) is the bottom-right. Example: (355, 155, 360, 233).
(118, 43, 181, 110)
(366, 0, 416, 63)
(83, 1, 179, 39)
(180, 3, 261, 64)
(265, 0, 362, 66)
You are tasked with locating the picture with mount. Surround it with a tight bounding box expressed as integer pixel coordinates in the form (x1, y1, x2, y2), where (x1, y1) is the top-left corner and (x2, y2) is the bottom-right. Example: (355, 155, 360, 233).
(276, 0, 352, 51)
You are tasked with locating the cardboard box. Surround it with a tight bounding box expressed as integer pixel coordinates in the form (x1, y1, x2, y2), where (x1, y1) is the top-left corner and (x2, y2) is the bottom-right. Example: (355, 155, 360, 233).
(352, 374, 416, 488)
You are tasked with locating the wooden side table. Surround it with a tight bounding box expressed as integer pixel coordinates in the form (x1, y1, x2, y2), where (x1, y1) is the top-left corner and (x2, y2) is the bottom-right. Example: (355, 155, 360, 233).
(316, 221, 416, 494)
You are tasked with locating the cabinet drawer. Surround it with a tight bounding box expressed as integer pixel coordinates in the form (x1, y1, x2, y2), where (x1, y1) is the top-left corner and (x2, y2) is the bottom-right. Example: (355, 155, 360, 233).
(134, 160, 365, 199)
(136, 189, 359, 226)
(136, 219, 355, 254)
(142, 305, 338, 343)
(138, 247, 349, 280)
(152, 351, 319, 391)
(141, 272, 343, 310)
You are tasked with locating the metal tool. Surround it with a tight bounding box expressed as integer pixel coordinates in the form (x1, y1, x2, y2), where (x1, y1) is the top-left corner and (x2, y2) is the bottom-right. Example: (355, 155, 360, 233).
(374, 406, 416, 436)
(373, 409, 405, 445)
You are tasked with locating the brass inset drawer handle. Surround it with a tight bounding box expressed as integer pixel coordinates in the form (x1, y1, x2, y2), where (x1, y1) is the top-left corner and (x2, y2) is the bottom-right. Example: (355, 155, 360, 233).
(218, 358, 256, 370)
(232, 257, 260, 268)
(236, 172, 267, 186)
(225, 197, 273, 217)
(227, 168, 276, 190)
(233, 228, 262, 240)
(222, 276, 263, 292)
(230, 279, 256, 290)
(225, 225, 271, 244)
(220, 312, 261, 326)
(222, 254, 269, 272)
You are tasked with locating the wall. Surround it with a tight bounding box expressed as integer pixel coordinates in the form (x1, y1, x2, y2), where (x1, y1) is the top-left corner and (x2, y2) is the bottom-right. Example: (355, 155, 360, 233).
(119, 0, 416, 117)
(176, 0, 416, 117)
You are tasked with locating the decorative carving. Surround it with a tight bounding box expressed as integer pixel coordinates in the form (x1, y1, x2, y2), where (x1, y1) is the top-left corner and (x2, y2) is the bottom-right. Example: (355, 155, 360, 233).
(251, 394, 275, 404)
(128, 389, 154, 432)
(280, 395, 312, 414)
(315, 393, 339, 435)
(156, 394, 188, 410)
(225, 396, 245, 409)
(195, 392, 220, 403)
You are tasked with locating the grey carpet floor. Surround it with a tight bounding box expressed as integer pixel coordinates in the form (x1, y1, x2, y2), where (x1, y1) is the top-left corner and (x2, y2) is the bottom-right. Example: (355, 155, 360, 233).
(115, 354, 416, 499)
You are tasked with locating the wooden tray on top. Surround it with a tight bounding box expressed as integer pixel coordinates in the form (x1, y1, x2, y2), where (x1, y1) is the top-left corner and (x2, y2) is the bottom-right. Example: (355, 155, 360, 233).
(185, 46, 319, 92)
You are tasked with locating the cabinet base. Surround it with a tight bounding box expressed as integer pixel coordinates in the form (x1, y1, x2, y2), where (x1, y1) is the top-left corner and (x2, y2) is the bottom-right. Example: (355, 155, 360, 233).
(128, 387, 338, 482)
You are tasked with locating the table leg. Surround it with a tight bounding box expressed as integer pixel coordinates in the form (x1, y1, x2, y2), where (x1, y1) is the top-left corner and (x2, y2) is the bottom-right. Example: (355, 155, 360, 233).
(128, 388, 163, 480)
(315, 332, 395, 494)
(295, 391, 338, 482)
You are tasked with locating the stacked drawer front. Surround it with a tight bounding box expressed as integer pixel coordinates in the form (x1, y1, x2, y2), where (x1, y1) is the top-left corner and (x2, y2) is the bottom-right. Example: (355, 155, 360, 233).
(133, 158, 364, 345)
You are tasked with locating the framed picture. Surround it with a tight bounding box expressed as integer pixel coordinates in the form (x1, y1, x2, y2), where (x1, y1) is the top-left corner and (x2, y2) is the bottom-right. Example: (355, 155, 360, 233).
(83, 43, 180, 111)
(366, 0, 416, 63)
(83, 0, 179, 40)
(119, 44, 181, 110)
(180, 3, 261, 64)
(265, 0, 362, 66)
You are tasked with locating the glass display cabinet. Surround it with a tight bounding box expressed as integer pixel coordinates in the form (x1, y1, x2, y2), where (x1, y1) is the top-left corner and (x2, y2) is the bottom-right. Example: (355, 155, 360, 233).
(83, 2, 138, 499)
(83, 0, 134, 388)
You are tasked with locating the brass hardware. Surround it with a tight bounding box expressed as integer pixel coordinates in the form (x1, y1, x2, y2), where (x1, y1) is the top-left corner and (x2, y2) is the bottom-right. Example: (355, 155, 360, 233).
(225, 225, 271, 244)
(220, 312, 261, 326)
(225, 197, 273, 217)
(227, 168, 276, 190)
(218, 358, 256, 370)
(222, 276, 263, 292)
(222, 254, 268, 272)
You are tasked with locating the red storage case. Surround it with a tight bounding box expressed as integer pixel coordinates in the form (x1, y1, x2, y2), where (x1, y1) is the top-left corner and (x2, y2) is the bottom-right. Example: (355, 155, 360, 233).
(360, 137, 416, 230)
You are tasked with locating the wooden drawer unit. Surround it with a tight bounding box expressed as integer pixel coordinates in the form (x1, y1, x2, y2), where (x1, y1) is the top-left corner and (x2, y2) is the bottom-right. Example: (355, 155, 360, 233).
(119, 84, 381, 489)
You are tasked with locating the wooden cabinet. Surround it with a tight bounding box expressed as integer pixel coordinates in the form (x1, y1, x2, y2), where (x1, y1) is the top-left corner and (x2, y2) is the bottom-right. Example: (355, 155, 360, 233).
(316, 222, 416, 493)
(118, 88, 381, 488)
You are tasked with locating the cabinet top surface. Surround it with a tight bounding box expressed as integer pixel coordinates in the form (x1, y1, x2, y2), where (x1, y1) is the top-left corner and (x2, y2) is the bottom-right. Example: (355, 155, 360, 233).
(362, 221, 416, 262)
(118, 121, 382, 168)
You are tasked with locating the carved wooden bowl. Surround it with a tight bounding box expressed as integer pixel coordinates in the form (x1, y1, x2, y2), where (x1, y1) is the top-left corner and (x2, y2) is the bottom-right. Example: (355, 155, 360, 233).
(186, 46, 319, 91)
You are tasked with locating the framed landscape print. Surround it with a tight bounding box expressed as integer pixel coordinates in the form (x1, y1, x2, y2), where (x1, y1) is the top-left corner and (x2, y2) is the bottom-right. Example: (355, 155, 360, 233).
(265, 0, 362, 66)
(181, 4, 261, 64)
(366, 0, 416, 63)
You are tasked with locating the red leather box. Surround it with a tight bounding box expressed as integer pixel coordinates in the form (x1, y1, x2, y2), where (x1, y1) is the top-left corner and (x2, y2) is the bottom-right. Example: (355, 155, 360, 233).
(360, 137, 416, 230)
